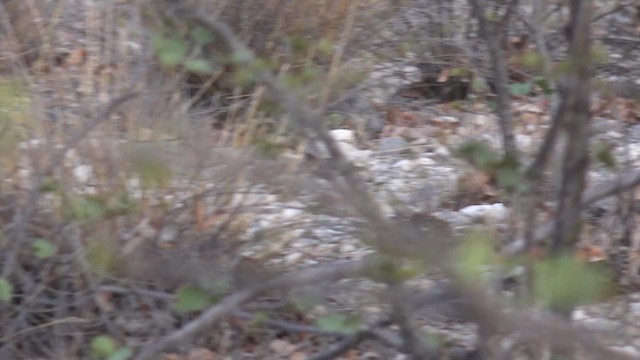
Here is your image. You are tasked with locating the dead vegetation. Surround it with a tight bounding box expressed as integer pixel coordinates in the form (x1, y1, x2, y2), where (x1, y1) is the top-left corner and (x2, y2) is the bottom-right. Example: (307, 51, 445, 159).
(1, 0, 640, 359)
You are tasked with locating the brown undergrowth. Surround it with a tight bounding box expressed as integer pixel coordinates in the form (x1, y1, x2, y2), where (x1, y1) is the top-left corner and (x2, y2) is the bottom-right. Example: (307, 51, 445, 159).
(0, 0, 401, 358)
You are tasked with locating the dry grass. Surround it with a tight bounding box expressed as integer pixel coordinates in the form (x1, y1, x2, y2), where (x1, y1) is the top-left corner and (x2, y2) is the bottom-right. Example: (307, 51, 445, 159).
(0, 0, 403, 357)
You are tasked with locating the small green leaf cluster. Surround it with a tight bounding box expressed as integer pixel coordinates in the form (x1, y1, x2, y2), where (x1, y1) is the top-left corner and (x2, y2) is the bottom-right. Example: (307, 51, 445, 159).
(454, 141, 524, 192)
(152, 25, 219, 75)
(91, 335, 132, 360)
(453, 230, 614, 310)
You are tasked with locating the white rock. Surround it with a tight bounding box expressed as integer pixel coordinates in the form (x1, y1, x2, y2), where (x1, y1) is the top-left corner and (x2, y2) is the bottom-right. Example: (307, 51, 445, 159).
(417, 157, 436, 166)
(572, 309, 587, 321)
(340, 243, 357, 253)
(73, 164, 93, 183)
(281, 208, 303, 220)
(284, 252, 303, 265)
(515, 134, 533, 151)
(338, 142, 370, 162)
(434, 146, 451, 157)
(316, 244, 337, 255)
(516, 103, 544, 114)
(158, 224, 178, 244)
(433, 210, 473, 228)
(402, 65, 422, 82)
(433, 116, 460, 125)
(581, 318, 618, 332)
(396, 159, 417, 172)
(474, 114, 492, 126)
(605, 130, 623, 139)
(628, 144, 640, 161)
(611, 346, 640, 356)
(459, 203, 508, 223)
(629, 302, 640, 316)
(330, 129, 356, 143)
(379, 137, 409, 152)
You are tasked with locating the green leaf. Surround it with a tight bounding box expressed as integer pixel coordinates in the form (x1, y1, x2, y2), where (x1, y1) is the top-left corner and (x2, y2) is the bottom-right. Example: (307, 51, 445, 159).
(106, 192, 138, 217)
(455, 140, 501, 170)
(107, 347, 132, 360)
(472, 78, 489, 92)
(450, 67, 468, 77)
(231, 49, 253, 64)
(250, 312, 269, 326)
(87, 240, 118, 275)
(0, 277, 13, 302)
(174, 285, 214, 312)
(31, 238, 57, 259)
(315, 314, 358, 334)
(190, 26, 214, 45)
(152, 34, 188, 66)
(534, 255, 613, 309)
(509, 82, 532, 96)
(91, 335, 119, 358)
(316, 37, 334, 55)
(533, 76, 554, 95)
(593, 141, 616, 169)
(184, 59, 215, 75)
(590, 44, 609, 64)
(67, 195, 107, 224)
(38, 178, 60, 193)
(453, 229, 496, 283)
(130, 147, 172, 188)
(423, 333, 446, 349)
(494, 154, 523, 192)
(522, 50, 544, 70)
(286, 36, 309, 55)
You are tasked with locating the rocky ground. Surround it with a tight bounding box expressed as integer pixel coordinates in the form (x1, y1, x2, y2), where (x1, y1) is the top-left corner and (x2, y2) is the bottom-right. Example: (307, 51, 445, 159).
(3, 0, 640, 359)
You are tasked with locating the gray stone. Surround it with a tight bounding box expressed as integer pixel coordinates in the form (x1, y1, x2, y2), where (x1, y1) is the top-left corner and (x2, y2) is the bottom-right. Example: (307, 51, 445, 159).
(459, 203, 508, 223)
(379, 137, 409, 152)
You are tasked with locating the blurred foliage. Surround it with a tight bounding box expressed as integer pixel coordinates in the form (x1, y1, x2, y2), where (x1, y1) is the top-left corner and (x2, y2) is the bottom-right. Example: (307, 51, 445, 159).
(453, 229, 496, 284)
(91, 335, 132, 360)
(38, 178, 61, 193)
(66, 194, 108, 224)
(174, 284, 218, 312)
(315, 313, 360, 334)
(0, 78, 30, 169)
(91, 335, 119, 358)
(129, 146, 173, 188)
(533, 255, 614, 309)
(454, 140, 524, 192)
(592, 141, 617, 170)
(509, 81, 532, 97)
(366, 255, 426, 284)
(0, 277, 13, 302)
(63, 192, 137, 225)
(31, 238, 57, 259)
(86, 239, 119, 276)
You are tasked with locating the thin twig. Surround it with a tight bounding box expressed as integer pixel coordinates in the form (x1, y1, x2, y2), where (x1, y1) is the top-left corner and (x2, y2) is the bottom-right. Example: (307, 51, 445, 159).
(1, 92, 139, 280)
(308, 316, 400, 360)
(503, 168, 640, 256)
(133, 260, 368, 360)
(468, 0, 518, 156)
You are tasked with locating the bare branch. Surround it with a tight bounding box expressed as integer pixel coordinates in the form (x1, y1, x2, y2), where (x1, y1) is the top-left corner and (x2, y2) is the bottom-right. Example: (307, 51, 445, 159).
(454, 284, 640, 360)
(308, 316, 401, 360)
(551, 0, 593, 264)
(1, 91, 139, 279)
(468, 0, 518, 156)
(504, 168, 640, 256)
(133, 260, 368, 360)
